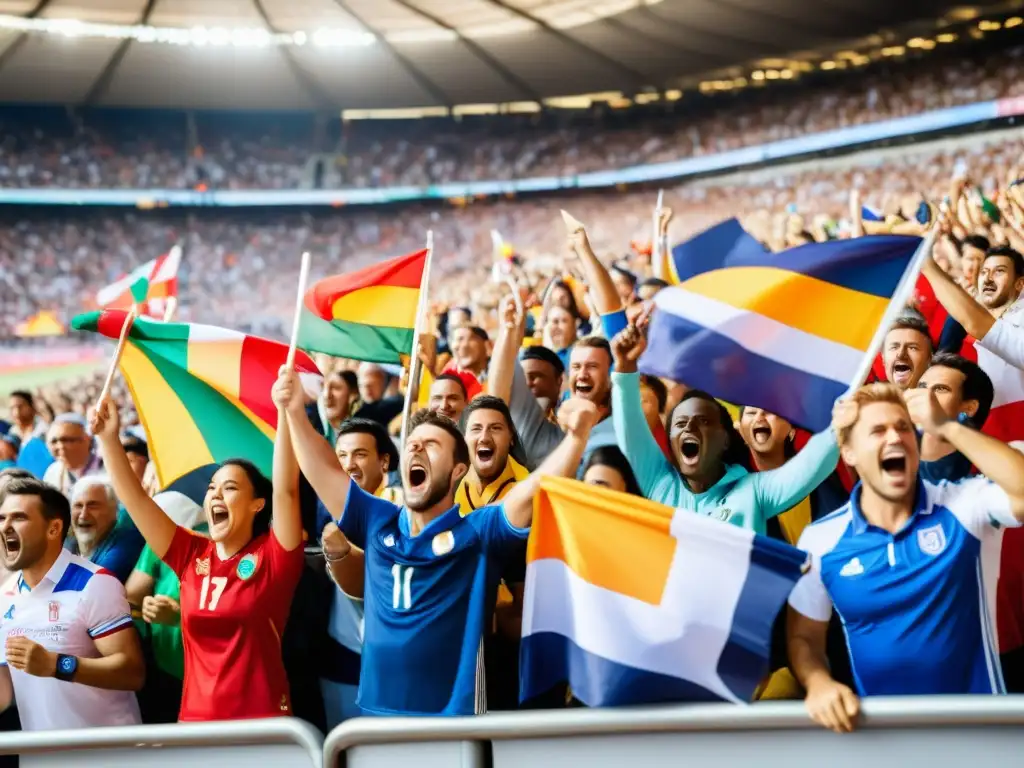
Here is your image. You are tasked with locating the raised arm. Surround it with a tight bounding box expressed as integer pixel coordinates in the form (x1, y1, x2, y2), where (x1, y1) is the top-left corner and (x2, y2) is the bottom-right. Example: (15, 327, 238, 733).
(567, 219, 623, 316)
(270, 370, 303, 552)
(906, 387, 1024, 520)
(487, 294, 526, 405)
(91, 398, 176, 559)
(275, 366, 352, 521)
(921, 251, 995, 341)
(610, 326, 674, 498)
(750, 427, 839, 519)
(502, 398, 599, 529)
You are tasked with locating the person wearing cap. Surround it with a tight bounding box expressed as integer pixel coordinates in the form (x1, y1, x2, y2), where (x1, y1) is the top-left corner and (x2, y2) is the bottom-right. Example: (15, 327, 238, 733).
(125, 491, 206, 723)
(0, 433, 20, 471)
(518, 346, 564, 421)
(42, 414, 102, 495)
(67, 476, 145, 584)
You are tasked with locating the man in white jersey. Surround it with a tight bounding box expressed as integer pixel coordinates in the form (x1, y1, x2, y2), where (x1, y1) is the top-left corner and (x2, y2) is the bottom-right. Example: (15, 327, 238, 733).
(0, 477, 144, 730)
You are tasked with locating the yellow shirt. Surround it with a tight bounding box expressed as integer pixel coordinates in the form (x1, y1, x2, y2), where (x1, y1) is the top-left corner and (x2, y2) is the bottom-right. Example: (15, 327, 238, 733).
(455, 457, 530, 607)
(455, 457, 529, 517)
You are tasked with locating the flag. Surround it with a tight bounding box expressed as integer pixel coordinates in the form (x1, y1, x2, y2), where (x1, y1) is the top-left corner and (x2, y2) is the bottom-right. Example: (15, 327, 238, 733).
(666, 218, 768, 285)
(71, 309, 321, 489)
(640, 235, 923, 432)
(296, 249, 428, 365)
(96, 246, 182, 319)
(520, 477, 807, 706)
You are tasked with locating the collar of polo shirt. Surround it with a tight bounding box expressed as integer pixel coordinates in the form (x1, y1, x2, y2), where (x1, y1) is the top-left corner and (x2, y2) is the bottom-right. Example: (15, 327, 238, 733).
(16, 548, 75, 593)
(848, 478, 933, 536)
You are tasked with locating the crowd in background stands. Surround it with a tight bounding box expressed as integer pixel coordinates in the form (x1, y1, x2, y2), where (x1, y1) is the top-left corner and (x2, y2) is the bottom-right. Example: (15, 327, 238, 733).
(0, 42, 1022, 191)
(2, 128, 1024, 338)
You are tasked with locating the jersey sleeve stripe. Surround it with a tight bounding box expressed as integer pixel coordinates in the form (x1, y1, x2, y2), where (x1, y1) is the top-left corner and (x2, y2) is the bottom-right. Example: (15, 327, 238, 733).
(89, 614, 133, 638)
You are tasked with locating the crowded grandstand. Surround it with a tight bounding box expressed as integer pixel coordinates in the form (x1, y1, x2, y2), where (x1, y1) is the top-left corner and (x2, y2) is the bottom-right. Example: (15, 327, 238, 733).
(3, 0, 1024, 762)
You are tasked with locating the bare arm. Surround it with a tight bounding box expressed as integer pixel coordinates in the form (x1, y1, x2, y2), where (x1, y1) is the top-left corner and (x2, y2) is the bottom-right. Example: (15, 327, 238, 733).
(935, 418, 1024, 520)
(92, 399, 175, 559)
(76, 630, 147, 691)
(502, 398, 598, 529)
(276, 367, 352, 521)
(487, 294, 525, 405)
(321, 522, 365, 599)
(270, 392, 303, 551)
(124, 569, 155, 613)
(921, 255, 995, 340)
(788, 608, 859, 733)
(568, 224, 623, 315)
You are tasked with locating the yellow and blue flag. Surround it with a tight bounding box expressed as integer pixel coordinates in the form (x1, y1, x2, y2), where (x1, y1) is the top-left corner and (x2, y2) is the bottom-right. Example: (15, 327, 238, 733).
(520, 477, 807, 706)
(640, 234, 924, 431)
(666, 218, 767, 285)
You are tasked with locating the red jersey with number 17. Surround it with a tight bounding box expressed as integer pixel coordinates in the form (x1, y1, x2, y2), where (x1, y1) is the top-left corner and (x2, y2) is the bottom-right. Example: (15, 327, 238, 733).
(162, 525, 305, 721)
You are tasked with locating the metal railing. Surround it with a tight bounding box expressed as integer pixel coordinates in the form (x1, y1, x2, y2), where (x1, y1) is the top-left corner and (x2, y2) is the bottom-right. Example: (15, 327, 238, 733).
(324, 697, 1024, 768)
(0, 717, 322, 767)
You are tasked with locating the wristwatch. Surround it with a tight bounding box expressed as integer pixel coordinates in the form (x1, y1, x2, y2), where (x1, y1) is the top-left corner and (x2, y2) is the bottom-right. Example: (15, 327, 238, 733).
(55, 654, 78, 682)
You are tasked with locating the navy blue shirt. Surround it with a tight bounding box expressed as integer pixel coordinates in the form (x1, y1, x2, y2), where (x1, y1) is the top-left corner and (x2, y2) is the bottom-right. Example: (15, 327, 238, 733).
(66, 509, 145, 584)
(338, 484, 529, 715)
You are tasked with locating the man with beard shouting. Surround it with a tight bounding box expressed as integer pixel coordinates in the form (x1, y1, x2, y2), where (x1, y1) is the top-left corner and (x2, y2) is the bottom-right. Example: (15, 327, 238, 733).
(274, 367, 600, 716)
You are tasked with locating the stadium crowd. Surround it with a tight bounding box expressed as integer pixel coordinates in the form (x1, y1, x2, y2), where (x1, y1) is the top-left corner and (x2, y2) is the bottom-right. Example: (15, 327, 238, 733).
(0, 41, 1022, 191)
(5, 35, 1024, 743)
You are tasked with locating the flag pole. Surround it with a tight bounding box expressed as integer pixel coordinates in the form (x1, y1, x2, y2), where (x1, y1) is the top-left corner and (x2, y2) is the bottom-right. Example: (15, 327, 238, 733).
(162, 296, 178, 323)
(401, 232, 435, 444)
(651, 189, 665, 280)
(97, 306, 138, 405)
(286, 252, 311, 370)
(845, 227, 939, 395)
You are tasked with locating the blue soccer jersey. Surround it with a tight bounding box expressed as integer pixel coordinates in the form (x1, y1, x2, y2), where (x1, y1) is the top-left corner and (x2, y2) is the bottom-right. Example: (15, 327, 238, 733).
(338, 483, 529, 715)
(789, 476, 1020, 696)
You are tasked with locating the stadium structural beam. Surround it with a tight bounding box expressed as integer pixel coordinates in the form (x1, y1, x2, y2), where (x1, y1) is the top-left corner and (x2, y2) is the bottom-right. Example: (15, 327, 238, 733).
(711, 0, 846, 39)
(83, 0, 160, 106)
(0, 0, 55, 77)
(249, 0, 341, 110)
(329, 0, 454, 108)
(634, 3, 791, 54)
(392, 0, 543, 104)
(480, 0, 656, 91)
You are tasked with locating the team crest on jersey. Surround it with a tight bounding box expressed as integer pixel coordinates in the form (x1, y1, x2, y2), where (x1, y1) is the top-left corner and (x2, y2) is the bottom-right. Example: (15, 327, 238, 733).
(195, 557, 210, 576)
(237, 553, 259, 580)
(48, 601, 60, 623)
(431, 530, 455, 557)
(917, 524, 947, 556)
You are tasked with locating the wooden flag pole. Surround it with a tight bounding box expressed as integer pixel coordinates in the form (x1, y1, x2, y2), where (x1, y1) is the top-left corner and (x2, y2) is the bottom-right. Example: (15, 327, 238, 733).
(162, 296, 178, 323)
(286, 252, 312, 370)
(97, 306, 138, 405)
(401, 231, 435, 445)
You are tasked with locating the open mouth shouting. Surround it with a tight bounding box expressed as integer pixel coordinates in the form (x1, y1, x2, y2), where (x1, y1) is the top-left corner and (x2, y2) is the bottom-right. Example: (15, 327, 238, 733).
(407, 460, 429, 495)
(474, 442, 498, 474)
(751, 423, 772, 446)
(879, 447, 910, 488)
(2, 531, 20, 562)
(678, 434, 702, 467)
(890, 358, 914, 387)
(573, 380, 594, 399)
(209, 501, 230, 530)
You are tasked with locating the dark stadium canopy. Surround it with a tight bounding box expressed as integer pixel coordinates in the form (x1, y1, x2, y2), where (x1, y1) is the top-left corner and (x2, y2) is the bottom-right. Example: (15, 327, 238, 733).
(0, 0, 1008, 110)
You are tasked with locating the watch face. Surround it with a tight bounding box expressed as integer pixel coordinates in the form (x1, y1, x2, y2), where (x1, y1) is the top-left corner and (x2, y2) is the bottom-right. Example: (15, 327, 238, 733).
(59, 656, 75, 674)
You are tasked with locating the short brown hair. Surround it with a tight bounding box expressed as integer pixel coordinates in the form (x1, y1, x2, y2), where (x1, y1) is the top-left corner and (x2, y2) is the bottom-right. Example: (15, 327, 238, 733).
(0, 477, 71, 538)
(837, 383, 909, 445)
(407, 409, 470, 467)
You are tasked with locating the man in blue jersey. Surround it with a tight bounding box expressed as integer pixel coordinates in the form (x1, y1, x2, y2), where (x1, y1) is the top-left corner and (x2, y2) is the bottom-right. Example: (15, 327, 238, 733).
(274, 366, 599, 716)
(788, 382, 1024, 733)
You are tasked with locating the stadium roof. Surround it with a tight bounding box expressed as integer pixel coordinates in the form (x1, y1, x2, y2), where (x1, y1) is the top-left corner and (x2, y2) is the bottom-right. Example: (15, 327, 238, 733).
(0, 0, 1008, 111)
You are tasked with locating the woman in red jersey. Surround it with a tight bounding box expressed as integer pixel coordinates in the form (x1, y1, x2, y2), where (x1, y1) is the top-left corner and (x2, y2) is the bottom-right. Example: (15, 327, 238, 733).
(91, 390, 304, 721)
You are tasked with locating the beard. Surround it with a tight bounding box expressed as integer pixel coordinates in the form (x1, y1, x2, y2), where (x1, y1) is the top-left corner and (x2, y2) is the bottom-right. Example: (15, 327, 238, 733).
(405, 474, 452, 512)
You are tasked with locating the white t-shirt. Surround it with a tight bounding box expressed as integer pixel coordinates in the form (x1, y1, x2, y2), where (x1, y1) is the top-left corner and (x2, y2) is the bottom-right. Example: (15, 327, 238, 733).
(0, 549, 141, 730)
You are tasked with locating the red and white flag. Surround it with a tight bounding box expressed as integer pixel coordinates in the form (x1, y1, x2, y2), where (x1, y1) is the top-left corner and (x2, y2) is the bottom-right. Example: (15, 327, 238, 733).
(96, 246, 181, 318)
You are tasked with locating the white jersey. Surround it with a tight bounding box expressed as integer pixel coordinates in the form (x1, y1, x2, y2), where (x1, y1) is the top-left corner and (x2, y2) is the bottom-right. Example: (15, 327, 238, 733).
(0, 549, 141, 730)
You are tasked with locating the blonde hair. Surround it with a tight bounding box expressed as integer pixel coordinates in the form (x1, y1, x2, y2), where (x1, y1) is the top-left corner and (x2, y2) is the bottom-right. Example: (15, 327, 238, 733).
(837, 382, 909, 445)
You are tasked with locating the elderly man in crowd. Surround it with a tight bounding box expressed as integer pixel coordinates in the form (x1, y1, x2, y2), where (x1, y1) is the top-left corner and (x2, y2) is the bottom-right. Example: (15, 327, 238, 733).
(66, 476, 144, 583)
(43, 414, 103, 495)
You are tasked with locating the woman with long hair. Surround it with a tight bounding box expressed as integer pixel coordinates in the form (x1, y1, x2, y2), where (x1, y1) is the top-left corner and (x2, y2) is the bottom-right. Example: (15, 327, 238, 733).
(91, 383, 304, 722)
(609, 323, 841, 535)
